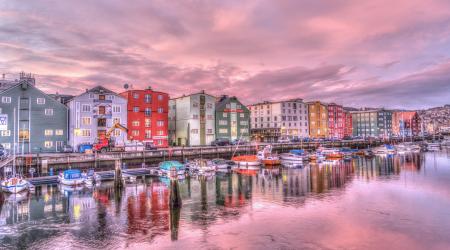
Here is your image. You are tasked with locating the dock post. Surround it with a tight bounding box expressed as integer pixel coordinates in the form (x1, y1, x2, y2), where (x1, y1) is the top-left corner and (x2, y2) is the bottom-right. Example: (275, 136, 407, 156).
(114, 159, 123, 189)
(169, 179, 182, 208)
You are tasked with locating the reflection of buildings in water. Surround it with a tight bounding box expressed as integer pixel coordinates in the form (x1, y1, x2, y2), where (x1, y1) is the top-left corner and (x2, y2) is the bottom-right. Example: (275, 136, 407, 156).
(354, 155, 421, 180)
(395, 154, 422, 172)
(309, 161, 355, 194)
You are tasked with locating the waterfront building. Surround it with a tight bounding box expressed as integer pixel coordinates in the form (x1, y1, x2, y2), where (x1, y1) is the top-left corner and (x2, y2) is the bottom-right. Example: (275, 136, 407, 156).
(120, 87, 169, 147)
(344, 111, 353, 138)
(67, 86, 127, 151)
(307, 101, 328, 138)
(215, 95, 250, 142)
(0, 77, 68, 153)
(327, 103, 345, 139)
(248, 99, 309, 142)
(351, 109, 393, 138)
(169, 90, 216, 146)
(392, 111, 420, 137)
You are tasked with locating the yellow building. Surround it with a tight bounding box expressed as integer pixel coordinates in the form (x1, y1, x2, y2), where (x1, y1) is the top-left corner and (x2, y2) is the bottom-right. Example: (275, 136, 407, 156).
(307, 101, 328, 138)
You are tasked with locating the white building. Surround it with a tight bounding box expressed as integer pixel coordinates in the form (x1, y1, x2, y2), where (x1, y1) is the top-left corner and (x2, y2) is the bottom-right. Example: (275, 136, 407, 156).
(67, 86, 128, 150)
(169, 91, 216, 146)
(248, 98, 309, 142)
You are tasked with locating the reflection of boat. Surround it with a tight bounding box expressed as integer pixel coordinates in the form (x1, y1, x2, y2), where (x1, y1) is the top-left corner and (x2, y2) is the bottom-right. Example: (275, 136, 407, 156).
(281, 160, 303, 168)
(373, 144, 396, 154)
(186, 159, 216, 173)
(309, 153, 325, 162)
(159, 161, 186, 176)
(4, 191, 29, 203)
(1, 177, 29, 193)
(58, 169, 85, 186)
(426, 142, 441, 151)
(59, 184, 85, 194)
(233, 168, 258, 176)
(396, 143, 421, 153)
(232, 155, 261, 167)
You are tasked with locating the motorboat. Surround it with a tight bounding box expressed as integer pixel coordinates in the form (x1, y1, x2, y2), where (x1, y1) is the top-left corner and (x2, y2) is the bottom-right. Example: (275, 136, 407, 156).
(232, 155, 261, 167)
(373, 144, 396, 154)
(159, 161, 186, 176)
(187, 159, 216, 174)
(317, 147, 343, 159)
(211, 158, 235, 170)
(257, 145, 281, 165)
(1, 177, 29, 193)
(58, 169, 85, 186)
(280, 149, 306, 162)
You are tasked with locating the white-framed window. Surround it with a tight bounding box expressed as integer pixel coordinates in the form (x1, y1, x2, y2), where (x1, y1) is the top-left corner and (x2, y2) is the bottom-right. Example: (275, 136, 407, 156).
(37, 98, 45, 104)
(113, 130, 121, 137)
(132, 120, 140, 126)
(112, 105, 121, 113)
(81, 117, 91, 125)
(237, 104, 242, 109)
(240, 128, 249, 133)
(82, 104, 91, 112)
(157, 140, 163, 146)
(2, 97, 11, 103)
(44, 141, 53, 148)
(45, 109, 54, 116)
(55, 130, 63, 135)
(145, 130, 151, 138)
(207, 129, 213, 134)
(44, 129, 53, 136)
(131, 130, 139, 136)
(113, 117, 121, 124)
(191, 129, 198, 134)
(3, 143, 11, 149)
(158, 95, 163, 101)
(207, 103, 213, 109)
(193, 102, 199, 108)
(145, 94, 151, 103)
(157, 107, 164, 113)
(133, 92, 139, 99)
(157, 130, 164, 135)
(157, 120, 164, 127)
(81, 129, 91, 137)
(89, 93, 94, 99)
(145, 119, 151, 127)
(107, 95, 115, 100)
(219, 128, 228, 134)
(1, 130, 10, 136)
(240, 121, 248, 125)
(133, 106, 139, 112)
(223, 113, 228, 118)
(240, 113, 245, 118)
(219, 120, 227, 125)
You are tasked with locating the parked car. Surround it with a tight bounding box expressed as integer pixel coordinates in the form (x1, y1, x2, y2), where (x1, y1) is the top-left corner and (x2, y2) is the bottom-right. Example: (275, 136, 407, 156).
(231, 139, 248, 145)
(62, 144, 74, 153)
(211, 138, 231, 146)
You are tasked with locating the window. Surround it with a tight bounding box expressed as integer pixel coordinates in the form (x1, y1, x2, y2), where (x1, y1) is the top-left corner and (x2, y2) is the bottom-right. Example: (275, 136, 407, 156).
(237, 104, 241, 109)
(133, 92, 139, 99)
(45, 109, 54, 116)
(112, 105, 121, 113)
(207, 115, 213, 120)
(113, 117, 120, 124)
(207, 129, 213, 134)
(98, 118, 106, 127)
(193, 102, 199, 108)
(113, 130, 121, 137)
(240, 113, 245, 118)
(107, 95, 115, 100)
(193, 114, 199, 119)
(89, 93, 94, 99)
(157, 107, 164, 113)
(145, 94, 151, 103)
(99, 106, 105, 115)
(133, 106, 139, 112)
(19, 129, 29, 141)
(131, 130, 139, 136)
(219, 128, 228, 134)
(207, 103, 213, 109)
(191, 129, 199, 134)
(240, 121, 248, 125)
(240, 128, 248, 133)
(45, 129, 53, 136)
(157, 120, 164, 127)
(82, 104, 91, 112)
(219, 120, 227, 125)
(1, 130, 10, 136)
(145, 108, 151, 116)
(145, 130, 151, 138)
(81, 129, 91, 137)
(2, 97, 11, 103)
(44, 141, 53, 148)
(82, 117, 91, 125)
(37, 98, 45, 104)
(132, 120, 140, 127)
(55, 130, 64, 136)
(99, 95, 105, 100)
(145, 119, 151, 127)
(3, 143, 11, 149)
(157, 130, 164, 135)
(158, 95, 163, 101)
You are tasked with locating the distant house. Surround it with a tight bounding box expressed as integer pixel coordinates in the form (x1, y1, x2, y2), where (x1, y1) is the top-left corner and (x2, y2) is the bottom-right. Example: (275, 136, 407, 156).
(0, 78, 68, 153)
(215, 96, 250, 142)
(67, 86, 127, 151)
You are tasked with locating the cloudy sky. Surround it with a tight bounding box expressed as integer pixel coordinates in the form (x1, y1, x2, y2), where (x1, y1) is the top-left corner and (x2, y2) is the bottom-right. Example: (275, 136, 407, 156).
(1, 0, 450, 109)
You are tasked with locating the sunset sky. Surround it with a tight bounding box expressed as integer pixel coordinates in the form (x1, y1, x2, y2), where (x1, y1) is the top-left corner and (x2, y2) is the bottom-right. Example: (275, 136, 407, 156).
(1, 0, 450, 109)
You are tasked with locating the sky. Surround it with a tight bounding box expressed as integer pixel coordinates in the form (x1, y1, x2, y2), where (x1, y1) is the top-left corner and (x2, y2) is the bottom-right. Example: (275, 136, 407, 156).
(1, 0, 450, 109)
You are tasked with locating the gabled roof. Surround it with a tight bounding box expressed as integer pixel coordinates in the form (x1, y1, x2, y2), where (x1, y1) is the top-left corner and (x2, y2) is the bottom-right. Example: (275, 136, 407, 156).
(215, 96, 250, 112)
(69, 85, 126, 102)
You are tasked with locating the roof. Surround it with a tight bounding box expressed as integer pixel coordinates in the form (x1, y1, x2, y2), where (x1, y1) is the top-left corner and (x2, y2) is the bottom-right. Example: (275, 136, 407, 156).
(215, 96, 250, 112)
(170, 90, 216, 100)
(248, 98, 305, 106)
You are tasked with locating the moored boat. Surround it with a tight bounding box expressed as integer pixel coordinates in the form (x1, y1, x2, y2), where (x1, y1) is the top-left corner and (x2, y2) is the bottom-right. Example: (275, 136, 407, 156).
(58, 169, 85, 186)
(1, 177, 29, 193)
(232, 155, 261, 167)
(211, 158, 235, 169)
(373, 144, 396, 154)
(280, 149, 307, 162)
(159, 161, 186, 176)
(187, 159, 216, 173)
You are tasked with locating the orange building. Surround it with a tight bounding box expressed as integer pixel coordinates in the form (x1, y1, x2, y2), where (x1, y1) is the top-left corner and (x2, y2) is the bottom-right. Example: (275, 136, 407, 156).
(307, 101, 328, 138)
(392, 111, 421, 136)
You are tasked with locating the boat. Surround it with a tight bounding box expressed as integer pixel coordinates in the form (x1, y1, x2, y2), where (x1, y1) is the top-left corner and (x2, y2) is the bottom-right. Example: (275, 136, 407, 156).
(373, 144, 396, 154)
(309, 153, 326, 162)
(187, 159, 216, 173)
(1, 177, 29, 193)
(159, 161, 186, 176)
(58, 169, 85, 186)
(232, 155, 261, 167)
(396, 143, 421, 154)
(317, 147, 343, 159)
(257, 145, 281, 165)
(281, 160, 303, 168)
(280, 149, 306, 162)
(211, 158, 235, 169)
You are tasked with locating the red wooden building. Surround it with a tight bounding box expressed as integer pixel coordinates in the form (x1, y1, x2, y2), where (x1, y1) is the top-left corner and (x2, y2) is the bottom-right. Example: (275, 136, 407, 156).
(344, 111, 353, 138)
(120, 87, 169, 147)
(327, 103, 345, 139)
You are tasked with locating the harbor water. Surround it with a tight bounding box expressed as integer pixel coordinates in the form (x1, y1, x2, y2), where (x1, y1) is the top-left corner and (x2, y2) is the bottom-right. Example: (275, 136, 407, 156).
(1, 151, 450, 249)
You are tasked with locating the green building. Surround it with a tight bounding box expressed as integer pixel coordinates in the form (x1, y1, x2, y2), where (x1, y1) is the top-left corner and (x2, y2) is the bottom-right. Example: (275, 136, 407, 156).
(351, 109, 392, 138)
(215, 96, 250, 142)
(0, 78, 68, 153)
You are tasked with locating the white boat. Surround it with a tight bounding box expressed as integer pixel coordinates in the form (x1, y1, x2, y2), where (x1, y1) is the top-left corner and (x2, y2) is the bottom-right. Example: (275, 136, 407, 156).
(396, 143, 421, 153)
(373, 144, 396, 154)
(58, 169, 85, 186)
(280, 149, 305, 162)
(187, 159, 216, 173)
(211, 158, 235, 169)
(1, 177, 29, 193)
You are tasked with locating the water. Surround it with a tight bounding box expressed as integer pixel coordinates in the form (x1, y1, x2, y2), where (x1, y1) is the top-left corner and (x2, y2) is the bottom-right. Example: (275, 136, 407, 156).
(1, 151, 450, 250)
